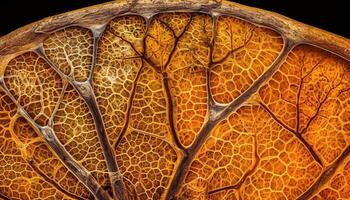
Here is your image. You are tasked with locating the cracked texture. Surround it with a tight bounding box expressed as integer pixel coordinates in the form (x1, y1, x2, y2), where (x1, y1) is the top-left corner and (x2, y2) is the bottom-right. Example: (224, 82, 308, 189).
(129, 63, 170, 138)
(211, 16, 283, 104)
(259, 45, 350, 165)
(166, 13, 212, 147)
(0, 89, 91, 200)
(0, 7, 350, 200)
(115, 131, 178, 200)
(178, 105, 322, 199)
(4, 52, 63, 126)
(93, 15, 146, 147)
(52, 84, 110, 189)
(43, 27, 94, 82)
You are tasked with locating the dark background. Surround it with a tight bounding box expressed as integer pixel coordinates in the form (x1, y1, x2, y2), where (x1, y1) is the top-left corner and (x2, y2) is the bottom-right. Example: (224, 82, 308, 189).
(0, 0, 349, 38)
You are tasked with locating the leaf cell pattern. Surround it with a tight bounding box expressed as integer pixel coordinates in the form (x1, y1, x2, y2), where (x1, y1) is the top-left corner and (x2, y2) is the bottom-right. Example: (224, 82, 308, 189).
(0, 90, 92, 199)
(43, 27, 94, 82)
(211, 16, 283, 104)
(0, 1, 349, 200)
(4, 52, 63, 126)
(52, 84, 110, 188)
(93, 15, 146, 147)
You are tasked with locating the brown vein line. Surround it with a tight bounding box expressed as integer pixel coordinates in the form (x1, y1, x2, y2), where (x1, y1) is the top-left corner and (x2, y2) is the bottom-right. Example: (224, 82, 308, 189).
(165, 14, 217, 199)
(218, 39, 294, 122)
(85, 25, 128, 200)
(161, 14, 193, 71)
(162, 72, 186, 152)
(0, 85, 110, 200)
(59, 42, 123, 198)
(0, 192, 10, 200)
(165, 120, 215, 200)
(28, 50, 111, 200)
(207, 23, 254, 110)
(110, 31, 161, 74)
(166, 39, 294, 200)
(115, 60, 145, 148)
(40, 129, 110, 200)
(299, 87, 333, 136)
(297, 146, 350, 200)
(207, 15, 219, 108)
(211, 27, 255, 66)
(208, 134, 260, 195)
(259, 103, 296, 134)
(296, 56, 325, 134)
(295, 56, 305, 134)
(259, 102, 323, 166)
(27, 160, 85, 200)
(81, 88, 126, 200)
(90, 20, 149, 199)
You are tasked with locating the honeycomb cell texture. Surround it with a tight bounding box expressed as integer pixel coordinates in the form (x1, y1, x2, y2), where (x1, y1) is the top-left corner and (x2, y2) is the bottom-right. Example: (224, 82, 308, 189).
(0, 1, 349, 200)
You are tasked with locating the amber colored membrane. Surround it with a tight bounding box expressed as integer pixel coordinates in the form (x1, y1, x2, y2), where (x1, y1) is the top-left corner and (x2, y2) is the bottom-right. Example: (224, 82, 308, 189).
(0, 1, 349, 200)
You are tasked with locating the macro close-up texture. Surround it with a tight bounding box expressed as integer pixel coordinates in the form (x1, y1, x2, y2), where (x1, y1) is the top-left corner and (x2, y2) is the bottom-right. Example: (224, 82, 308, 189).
(0, 0, 349, 199)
